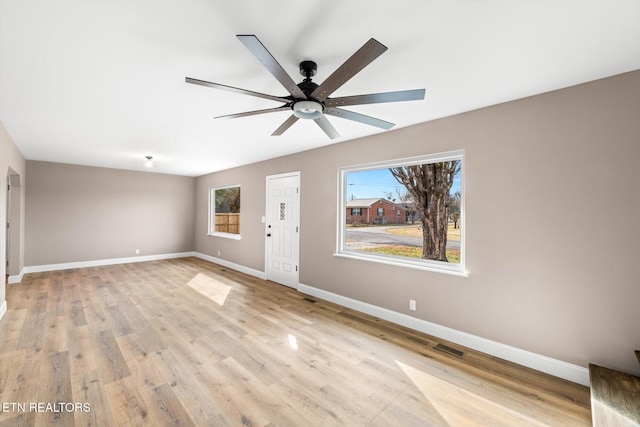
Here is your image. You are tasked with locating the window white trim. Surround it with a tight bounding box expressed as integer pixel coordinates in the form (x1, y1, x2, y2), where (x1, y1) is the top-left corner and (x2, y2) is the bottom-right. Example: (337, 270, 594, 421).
(336, 150, 466, 276)
(209, 231, 242, 240)
(208, 184, 242, 240)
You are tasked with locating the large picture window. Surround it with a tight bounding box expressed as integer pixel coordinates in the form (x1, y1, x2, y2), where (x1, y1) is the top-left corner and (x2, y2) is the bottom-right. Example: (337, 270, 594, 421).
(337, 150, 465, 275)
(210, 185, 241, 239)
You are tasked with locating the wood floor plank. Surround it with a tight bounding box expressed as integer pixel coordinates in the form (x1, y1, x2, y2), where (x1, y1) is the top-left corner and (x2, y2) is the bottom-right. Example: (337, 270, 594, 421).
(95, 329, 131, 384)
(35, 351, 74, 427)
(0, 258, 591, 426)
(104, 376, 158, 426)
(15, 293, 47, 352)
(68, 324, 99, 377)
(0, 352, 43, 424)
(216, 356, 312, 426)
(103, 304, 134, 337)
(43, 315, 69, 356)
(114, 333, 154, 366)
(44, 278, 65, 320)
(67, 300, 87, 328)
(368, 396, 450, 427)
(0, 412, 35, 427)
(82, 303, 107, 332)
(269, 377, 348, 426)
(71, 368, 116, 427)
(147, 348, 227, 426)
(143, 383, 196, 427)
(0, 308, 27, 344)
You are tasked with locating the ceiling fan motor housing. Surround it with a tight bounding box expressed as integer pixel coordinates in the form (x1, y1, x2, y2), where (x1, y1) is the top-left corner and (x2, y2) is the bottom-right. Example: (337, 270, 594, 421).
(296, 79, 320, 98)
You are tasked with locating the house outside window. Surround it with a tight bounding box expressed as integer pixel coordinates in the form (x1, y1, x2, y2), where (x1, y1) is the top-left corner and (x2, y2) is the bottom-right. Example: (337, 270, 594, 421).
(377, 207, 384, 216)
(352, 208, 362, 216)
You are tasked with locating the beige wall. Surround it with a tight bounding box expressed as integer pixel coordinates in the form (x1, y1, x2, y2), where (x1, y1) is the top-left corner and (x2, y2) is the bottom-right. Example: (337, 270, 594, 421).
(26, 161, 195, 266)
(1, 121, 27, 306)
(195, 70, 640, 375)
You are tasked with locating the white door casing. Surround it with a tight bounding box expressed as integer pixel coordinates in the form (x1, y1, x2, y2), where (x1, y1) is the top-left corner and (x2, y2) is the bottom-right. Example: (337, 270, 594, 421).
(265, 172, 300, 288)
(5, 176, 10, 272)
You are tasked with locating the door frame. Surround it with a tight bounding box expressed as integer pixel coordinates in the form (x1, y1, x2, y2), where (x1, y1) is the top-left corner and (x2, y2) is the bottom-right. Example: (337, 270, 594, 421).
(5, 170, 21, 282)
(5, 175, 10, 282)
(264, 171, 300, 288)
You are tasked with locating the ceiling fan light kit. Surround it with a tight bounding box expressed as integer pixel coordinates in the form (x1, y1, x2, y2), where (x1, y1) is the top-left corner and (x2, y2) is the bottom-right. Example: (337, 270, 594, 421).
(186, 35, 425, 139)
(292, 100, 323, 119)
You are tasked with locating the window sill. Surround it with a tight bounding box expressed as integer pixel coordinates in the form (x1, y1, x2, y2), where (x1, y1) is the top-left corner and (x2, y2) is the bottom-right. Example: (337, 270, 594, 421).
(208, 232, 242, 240)
(333, 251, 468, 277)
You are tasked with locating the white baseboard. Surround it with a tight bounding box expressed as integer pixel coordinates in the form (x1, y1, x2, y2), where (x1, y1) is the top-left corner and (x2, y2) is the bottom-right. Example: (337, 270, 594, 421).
(193, 252, 266, 280)
(23, 252, 196, 274)
(297, 282, 590, 386)
(8, 269, 24, 284)
(15, 251, 590, 386)
(0, 300, 6, 321)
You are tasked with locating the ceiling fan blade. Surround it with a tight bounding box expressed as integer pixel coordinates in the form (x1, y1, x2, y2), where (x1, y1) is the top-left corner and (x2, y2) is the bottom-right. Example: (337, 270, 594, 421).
(272, 115, 299, 136)
(185, 77, 289, 103)
(324, 107, 395, 130)
(314, 116, 340, 139)
(215, 105, 290, 120)
(325, 89, 425, 108)
(237, 35, 307, 100)
(310, 38, 388, 102)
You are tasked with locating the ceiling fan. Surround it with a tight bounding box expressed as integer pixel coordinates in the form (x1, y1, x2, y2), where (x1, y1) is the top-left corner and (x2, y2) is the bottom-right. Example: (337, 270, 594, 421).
(186, 35, 425, 139)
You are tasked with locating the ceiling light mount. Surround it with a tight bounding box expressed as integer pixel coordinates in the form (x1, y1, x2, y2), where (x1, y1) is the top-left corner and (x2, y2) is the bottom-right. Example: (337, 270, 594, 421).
(299, 60, 317, 80)
(144, 155, 154, 168)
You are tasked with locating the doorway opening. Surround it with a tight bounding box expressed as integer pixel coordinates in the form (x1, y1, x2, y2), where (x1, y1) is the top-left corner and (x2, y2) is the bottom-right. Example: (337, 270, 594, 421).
(6, 169, 22, 284)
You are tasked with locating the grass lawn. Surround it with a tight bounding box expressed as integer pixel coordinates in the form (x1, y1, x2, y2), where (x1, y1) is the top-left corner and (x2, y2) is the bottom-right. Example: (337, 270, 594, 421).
(360, 245, 460, 263)
(386, 224, 461, 241)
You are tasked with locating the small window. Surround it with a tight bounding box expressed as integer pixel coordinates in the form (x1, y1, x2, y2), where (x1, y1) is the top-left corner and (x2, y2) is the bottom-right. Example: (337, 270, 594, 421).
(210, 185, 241, 239)
(352, 208, 362, 216)
(337, 150, 465, 275)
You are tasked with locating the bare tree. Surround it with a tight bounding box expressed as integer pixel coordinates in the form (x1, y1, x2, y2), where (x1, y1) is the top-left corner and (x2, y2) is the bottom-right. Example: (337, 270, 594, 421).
(388, 187, 417, 224)
(383, 191, 396, 202)
(389, 161, 460, 261)
(449, 191, 461, 229)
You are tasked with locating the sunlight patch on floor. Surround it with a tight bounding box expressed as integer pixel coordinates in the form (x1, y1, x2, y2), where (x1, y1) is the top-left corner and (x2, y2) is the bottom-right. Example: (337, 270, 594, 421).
(187, 273, 232, 306)
(396, 360, 547, 427)
(288, 334, 299, 351)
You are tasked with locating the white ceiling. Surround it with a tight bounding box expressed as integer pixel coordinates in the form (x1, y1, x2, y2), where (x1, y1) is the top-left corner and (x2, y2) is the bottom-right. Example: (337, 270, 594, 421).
(1, 1, 639, 177)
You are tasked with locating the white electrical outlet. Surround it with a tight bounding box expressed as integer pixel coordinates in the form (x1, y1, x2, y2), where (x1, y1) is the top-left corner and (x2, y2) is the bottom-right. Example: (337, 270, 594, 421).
(409, 299, 416, 311)
(135, 249, 140, 255)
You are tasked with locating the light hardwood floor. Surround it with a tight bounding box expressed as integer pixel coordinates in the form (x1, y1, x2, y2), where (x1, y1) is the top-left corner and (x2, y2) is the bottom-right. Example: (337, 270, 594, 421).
(0, 257, 590, 426)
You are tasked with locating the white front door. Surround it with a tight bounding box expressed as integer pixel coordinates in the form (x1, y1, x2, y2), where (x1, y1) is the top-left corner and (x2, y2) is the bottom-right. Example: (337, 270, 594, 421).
(265, 172, 300, 288)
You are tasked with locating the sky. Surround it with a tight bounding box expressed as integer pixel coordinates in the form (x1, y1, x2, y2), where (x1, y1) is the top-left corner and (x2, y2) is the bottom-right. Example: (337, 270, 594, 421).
(346, 167, 461, 201)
